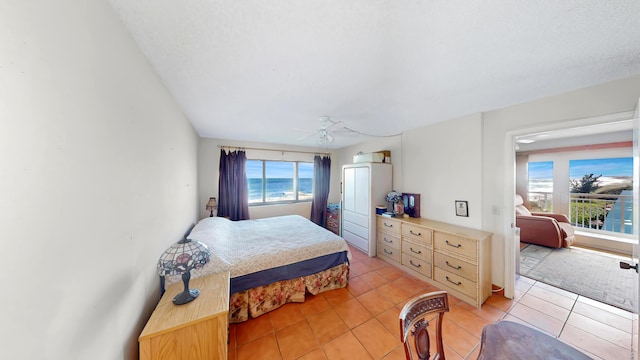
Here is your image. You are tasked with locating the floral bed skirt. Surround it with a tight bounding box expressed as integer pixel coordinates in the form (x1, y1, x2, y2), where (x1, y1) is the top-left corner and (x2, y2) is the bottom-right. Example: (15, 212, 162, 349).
(229, 262, 349, 323)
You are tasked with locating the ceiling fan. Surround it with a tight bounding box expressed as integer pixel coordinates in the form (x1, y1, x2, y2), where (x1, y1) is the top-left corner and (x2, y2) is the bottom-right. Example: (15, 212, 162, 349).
(296, 116, 360, 144)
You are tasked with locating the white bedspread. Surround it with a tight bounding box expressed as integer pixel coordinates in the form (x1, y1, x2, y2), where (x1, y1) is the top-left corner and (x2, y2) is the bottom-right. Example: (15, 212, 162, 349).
(165, 215, 351, 286)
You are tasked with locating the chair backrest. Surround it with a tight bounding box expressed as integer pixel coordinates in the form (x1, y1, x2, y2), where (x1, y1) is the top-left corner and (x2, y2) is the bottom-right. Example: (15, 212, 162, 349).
(399, 291, 449, 360)
(515, 194, 532, 216)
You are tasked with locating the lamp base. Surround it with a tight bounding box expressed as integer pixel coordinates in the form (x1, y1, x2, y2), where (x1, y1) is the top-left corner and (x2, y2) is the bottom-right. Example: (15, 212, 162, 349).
(172, 288, 200, 305)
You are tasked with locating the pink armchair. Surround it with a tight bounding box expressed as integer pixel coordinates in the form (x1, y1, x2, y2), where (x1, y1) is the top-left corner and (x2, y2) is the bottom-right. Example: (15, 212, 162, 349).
(515, 194, 575, 248)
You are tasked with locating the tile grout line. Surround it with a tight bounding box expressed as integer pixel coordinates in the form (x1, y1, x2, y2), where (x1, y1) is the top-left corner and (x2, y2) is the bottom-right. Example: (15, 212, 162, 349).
(557, 294, 579, 340)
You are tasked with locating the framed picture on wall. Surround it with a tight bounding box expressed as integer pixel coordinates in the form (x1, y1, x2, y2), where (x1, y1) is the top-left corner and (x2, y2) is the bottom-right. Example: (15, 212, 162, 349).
(455, 200, 468, 217)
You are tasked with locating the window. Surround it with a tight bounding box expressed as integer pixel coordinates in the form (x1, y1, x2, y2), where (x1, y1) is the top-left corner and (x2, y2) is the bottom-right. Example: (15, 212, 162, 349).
(569, 157, 633, 234)
(247, 160, 314, 205)
(527, 161, 553, 212)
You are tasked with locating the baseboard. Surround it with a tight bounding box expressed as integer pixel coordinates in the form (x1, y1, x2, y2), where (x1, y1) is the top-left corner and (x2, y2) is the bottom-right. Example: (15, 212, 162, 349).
(574, 231, 632, 256)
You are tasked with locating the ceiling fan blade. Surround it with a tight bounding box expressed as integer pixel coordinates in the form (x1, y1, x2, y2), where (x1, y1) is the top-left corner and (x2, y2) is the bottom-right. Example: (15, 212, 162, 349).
(294, 116, 362, 143)
(332, 129, 360, 137)
(324, 121, 344, 132)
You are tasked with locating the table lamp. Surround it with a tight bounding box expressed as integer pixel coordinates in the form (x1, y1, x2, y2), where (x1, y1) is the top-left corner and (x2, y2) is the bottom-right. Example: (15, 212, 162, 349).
(206, 197, 217, 217)
(157, 238, 211, 305)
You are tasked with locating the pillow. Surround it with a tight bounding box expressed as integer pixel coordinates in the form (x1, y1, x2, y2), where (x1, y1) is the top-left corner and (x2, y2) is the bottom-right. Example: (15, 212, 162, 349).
(187, 216, 233, 242)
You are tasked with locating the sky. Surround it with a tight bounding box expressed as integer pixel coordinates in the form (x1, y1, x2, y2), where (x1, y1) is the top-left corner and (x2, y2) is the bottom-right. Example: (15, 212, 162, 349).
(247, 160, 314, 178)
(528, 157, 633, 179)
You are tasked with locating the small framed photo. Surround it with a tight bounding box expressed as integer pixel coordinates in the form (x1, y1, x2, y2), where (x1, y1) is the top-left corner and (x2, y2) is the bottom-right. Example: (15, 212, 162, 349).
(455, 200, 468, 217)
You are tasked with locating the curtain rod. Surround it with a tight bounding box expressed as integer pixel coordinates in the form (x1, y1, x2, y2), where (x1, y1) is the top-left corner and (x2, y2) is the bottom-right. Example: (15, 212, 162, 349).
(218, 145, 331, 156)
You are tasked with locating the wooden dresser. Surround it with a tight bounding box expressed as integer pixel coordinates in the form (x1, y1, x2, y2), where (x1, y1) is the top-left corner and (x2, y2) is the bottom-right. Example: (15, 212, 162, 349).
(139, 272, 230, 360)
(376, 216, 492, 308)
(376, 216, 402, 264)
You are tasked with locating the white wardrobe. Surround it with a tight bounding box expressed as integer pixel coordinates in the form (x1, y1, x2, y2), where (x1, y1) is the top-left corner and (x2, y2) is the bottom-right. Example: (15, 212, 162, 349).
(341, 163, 393, 256)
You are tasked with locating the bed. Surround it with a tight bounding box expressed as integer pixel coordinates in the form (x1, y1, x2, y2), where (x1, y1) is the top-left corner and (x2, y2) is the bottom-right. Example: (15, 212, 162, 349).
(162, 215, 351, 323)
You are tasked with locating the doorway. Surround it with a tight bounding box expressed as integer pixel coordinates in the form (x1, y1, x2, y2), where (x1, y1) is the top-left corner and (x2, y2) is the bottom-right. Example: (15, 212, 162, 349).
(514, 120, 633, 310)
(503, 113, 638, 357)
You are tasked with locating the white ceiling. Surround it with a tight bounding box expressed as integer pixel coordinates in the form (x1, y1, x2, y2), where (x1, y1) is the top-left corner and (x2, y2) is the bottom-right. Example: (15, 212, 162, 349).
(515, 121, 633, 152)
(109, 1, 640, 149)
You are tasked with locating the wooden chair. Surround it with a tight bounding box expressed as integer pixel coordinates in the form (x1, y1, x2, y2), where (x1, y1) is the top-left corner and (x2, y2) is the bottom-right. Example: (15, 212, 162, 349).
(399, 291, 449, 360)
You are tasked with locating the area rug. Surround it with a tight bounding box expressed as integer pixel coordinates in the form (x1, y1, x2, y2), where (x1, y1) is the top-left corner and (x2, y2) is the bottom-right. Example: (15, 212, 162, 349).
(520, 244, 635, 312)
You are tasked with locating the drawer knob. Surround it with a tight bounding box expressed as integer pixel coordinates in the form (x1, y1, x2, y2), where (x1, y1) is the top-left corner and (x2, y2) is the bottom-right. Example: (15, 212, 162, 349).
(445, 276, 462, 286)
(384, 237, 393, 243)
(445, 240, 462, 248)
(410, 247, 422, 255)
(409, 230, 421, 236)
(384, 223, 393, 227)
(409, 260, 422, 268)
(445, 261, 462, 270)
(384, 249, 393, 255)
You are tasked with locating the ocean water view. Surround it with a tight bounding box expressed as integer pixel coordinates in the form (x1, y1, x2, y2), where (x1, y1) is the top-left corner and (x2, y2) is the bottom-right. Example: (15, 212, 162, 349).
(248, 178, 313, 202)
(528, 176, 632, 193)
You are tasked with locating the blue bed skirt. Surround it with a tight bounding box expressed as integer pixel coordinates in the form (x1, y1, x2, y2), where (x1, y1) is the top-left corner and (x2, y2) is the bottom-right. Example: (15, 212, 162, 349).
(230, 251, 349, 293)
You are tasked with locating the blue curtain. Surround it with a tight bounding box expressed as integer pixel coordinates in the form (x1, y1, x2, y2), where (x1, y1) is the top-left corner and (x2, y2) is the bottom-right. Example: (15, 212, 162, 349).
(310, 155, 331, 226)
(217, 149, 250, 220)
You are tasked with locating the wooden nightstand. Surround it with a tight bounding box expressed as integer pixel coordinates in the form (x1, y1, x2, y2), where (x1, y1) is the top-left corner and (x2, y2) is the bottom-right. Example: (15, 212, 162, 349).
(139, 272, 230, 360)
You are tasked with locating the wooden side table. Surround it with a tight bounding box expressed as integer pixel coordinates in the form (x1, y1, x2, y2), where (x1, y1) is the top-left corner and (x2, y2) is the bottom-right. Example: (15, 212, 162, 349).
(139, 272, 230, 360)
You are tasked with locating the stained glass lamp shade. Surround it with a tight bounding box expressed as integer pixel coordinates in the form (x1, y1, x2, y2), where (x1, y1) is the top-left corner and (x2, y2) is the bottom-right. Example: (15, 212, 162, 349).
(157, 238, 211, 305)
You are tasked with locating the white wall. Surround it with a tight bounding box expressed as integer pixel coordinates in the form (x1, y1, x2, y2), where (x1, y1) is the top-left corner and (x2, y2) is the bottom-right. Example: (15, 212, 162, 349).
(198, 138, 332, 219)
(483, 75, 640, 289)
(0, 2, 199, 359)
(402, 114, 484, 228)
(330, 116, 483, 229)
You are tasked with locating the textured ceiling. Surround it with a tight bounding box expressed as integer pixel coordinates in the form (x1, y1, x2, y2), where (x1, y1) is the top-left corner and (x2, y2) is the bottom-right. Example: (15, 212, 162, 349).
(109, 1, 640, 149)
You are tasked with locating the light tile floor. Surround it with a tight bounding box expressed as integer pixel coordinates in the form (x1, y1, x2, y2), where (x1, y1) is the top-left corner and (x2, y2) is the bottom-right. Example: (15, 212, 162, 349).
(228, 245, 636, 359)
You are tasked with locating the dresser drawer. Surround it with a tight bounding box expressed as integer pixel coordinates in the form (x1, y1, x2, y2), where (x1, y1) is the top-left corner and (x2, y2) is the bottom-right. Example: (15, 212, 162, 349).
(377, 217, 402, 236)
(402, 223, 432, 245)
(402, 239, 431, 263)
(402, 253, 432, 278)
(378, 241, 401, 263)
(343, 220, 368, 239)
(378, 232, 401, 250)
(433, 267, 476, 299)
(433, 232, 477, 259)
(434, 252, 476, 281)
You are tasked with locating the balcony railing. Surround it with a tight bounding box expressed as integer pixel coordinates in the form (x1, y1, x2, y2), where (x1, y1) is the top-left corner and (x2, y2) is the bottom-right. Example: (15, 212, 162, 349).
(570, 192, 633, 235)
(526, 191, 633, 236)
(527, 192, 553, 213)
